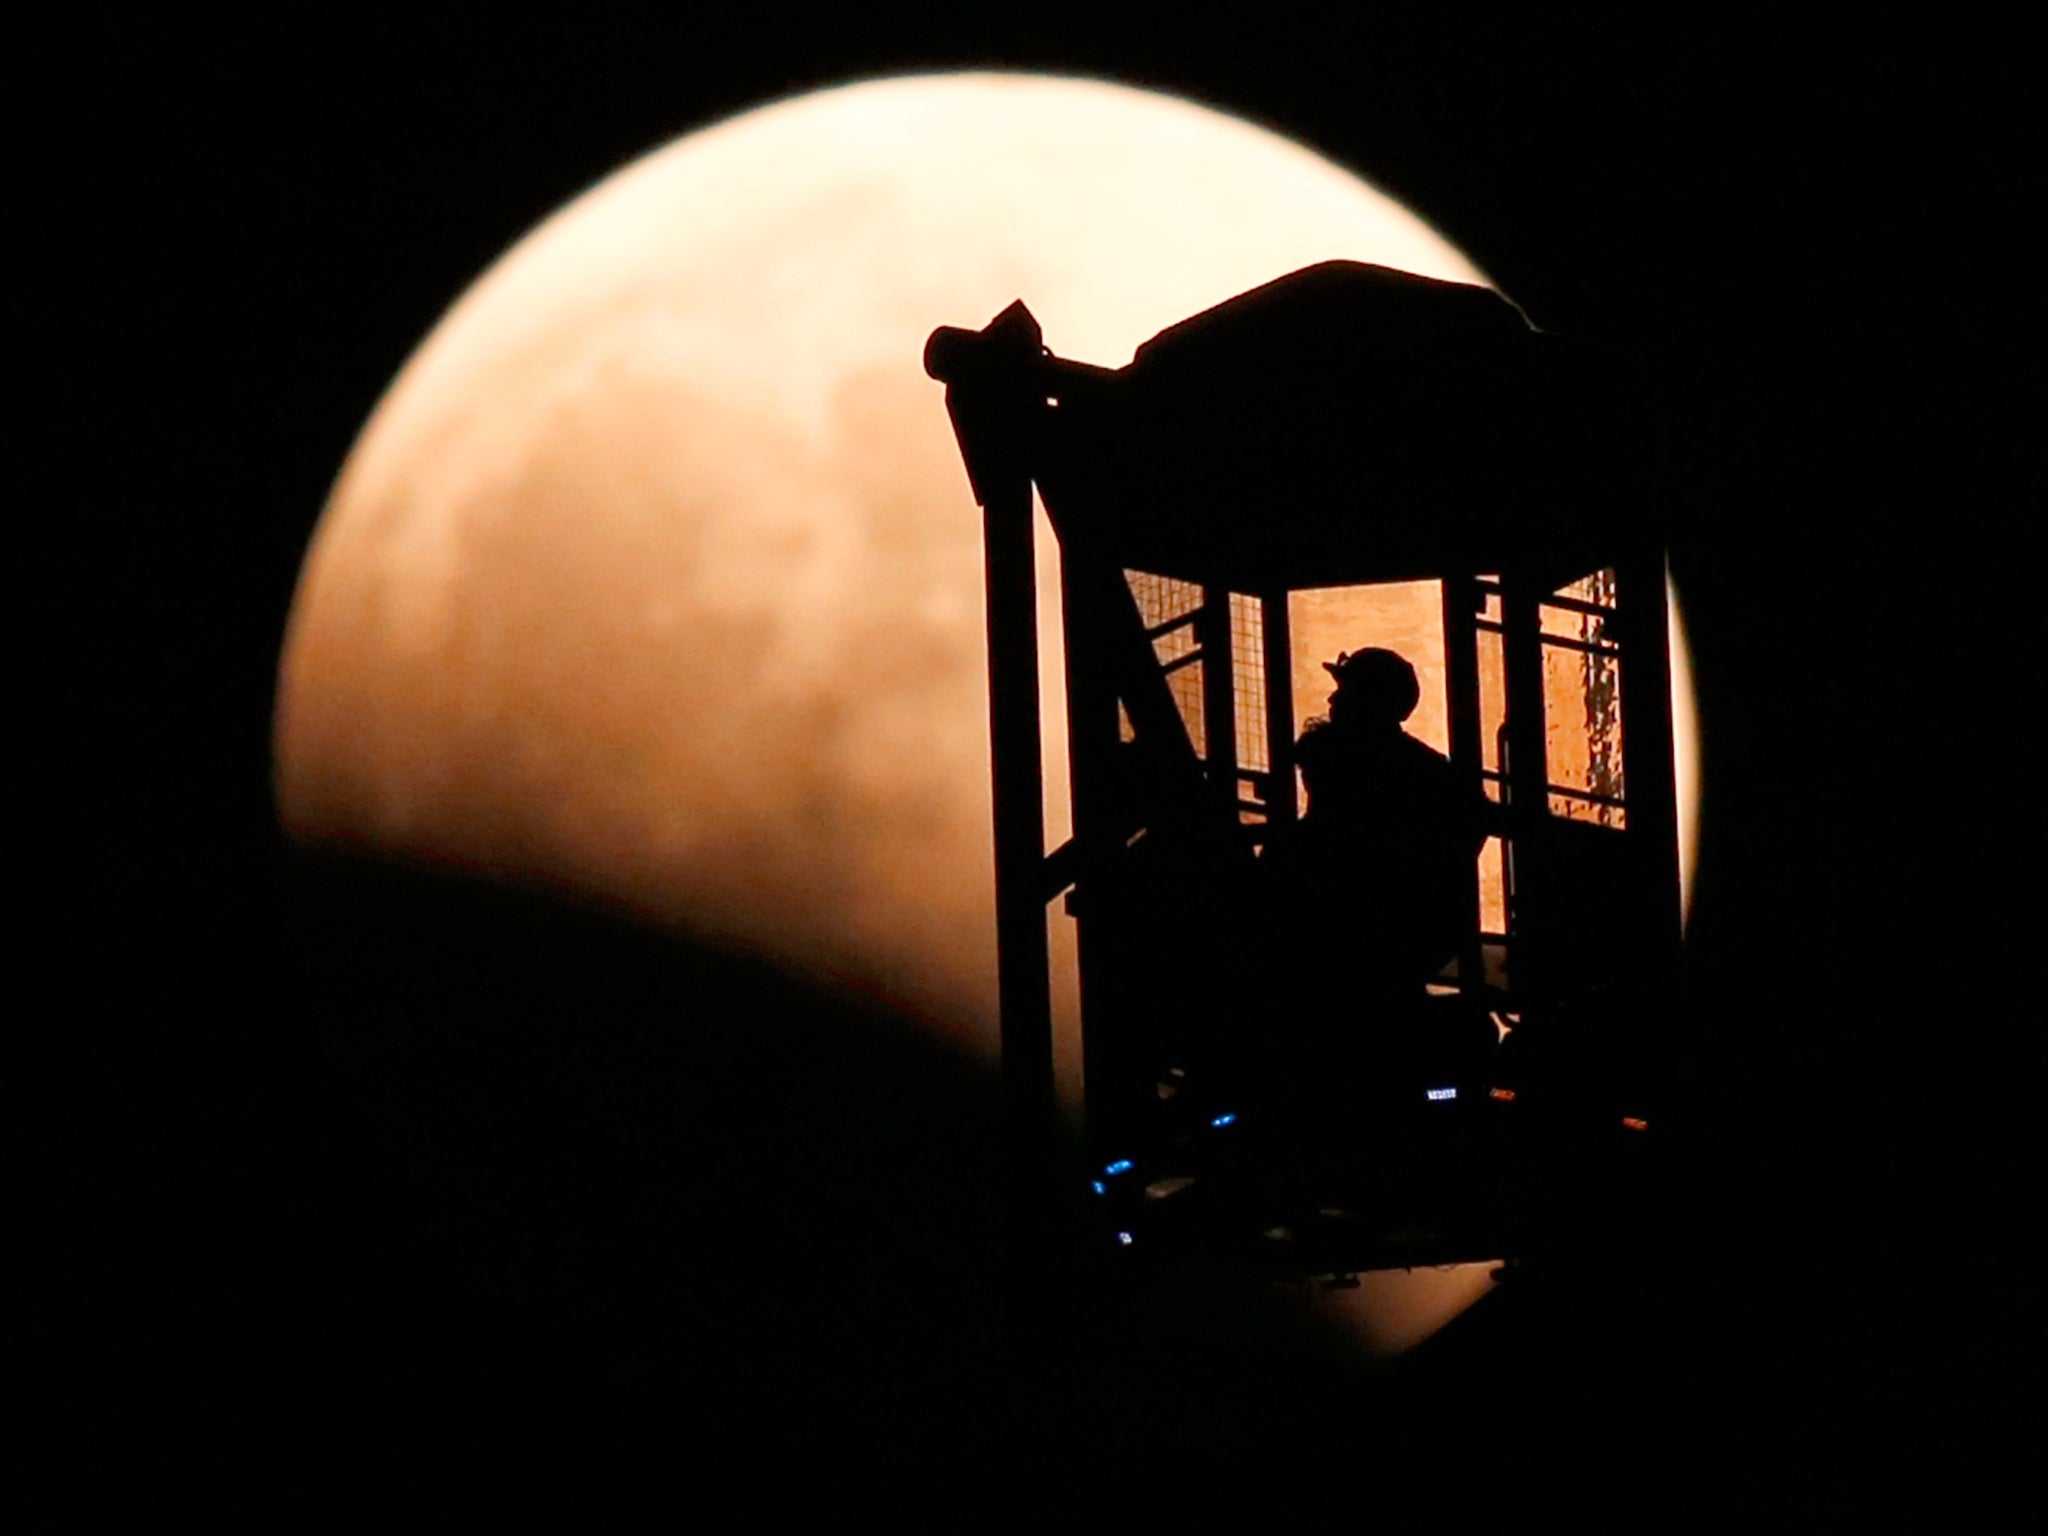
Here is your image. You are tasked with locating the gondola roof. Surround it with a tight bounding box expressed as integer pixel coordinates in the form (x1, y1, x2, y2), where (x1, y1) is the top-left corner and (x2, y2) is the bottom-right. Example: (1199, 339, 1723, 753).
(929, 260, 1659, 591)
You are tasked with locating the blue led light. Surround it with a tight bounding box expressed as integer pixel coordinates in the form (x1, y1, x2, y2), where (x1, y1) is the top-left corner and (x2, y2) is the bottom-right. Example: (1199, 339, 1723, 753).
(1425, 1087, 1458, 1102)
(1091, 1180, 1107, 1196)
(1104, 1159, 1134, 1176)
(1116, 1231, 1135, 1246)
(1209, 1112, 1238, 1128)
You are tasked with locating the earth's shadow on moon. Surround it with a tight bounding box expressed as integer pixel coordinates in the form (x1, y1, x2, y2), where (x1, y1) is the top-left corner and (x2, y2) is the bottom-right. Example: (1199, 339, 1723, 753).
(267, 850, 1606, 1514)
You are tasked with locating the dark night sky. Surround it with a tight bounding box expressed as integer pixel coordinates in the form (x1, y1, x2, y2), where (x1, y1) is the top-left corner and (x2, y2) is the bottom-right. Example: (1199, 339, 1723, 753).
(32, 7, 2025, 1520)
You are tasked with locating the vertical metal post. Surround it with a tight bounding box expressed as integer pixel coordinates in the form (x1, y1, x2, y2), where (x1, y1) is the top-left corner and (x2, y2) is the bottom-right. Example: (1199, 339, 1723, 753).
(1442, 574, 1487, 994)
(981, 469, 1056, 1223)
(1195, 583, 1238, 816)
(929, 305, 1060, 1287)
(1261, 589, 1297, 825)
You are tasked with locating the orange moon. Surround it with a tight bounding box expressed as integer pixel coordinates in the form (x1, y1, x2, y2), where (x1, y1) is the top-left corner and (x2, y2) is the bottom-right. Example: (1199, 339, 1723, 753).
(276, 72, 1697, 1354)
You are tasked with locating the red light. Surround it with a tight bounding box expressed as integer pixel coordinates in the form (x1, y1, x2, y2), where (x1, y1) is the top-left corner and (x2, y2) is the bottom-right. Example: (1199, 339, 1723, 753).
(1489, 1086, 1517, 1102)
(1621, 1116, 1649, 1132)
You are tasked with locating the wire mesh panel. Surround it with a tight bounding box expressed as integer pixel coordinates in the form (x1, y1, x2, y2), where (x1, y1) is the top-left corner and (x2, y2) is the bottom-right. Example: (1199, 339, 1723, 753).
(1126, 570, 1203, 629)
(1228, 593, 1268, 774)
(1127, 569, 1209, 758)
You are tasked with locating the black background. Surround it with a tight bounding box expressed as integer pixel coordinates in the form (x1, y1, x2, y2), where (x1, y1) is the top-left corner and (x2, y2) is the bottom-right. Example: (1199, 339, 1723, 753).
(33, 6, 2024, 1521)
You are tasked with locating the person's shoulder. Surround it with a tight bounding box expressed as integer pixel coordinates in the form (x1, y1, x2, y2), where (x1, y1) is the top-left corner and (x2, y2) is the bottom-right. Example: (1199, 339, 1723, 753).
(1395, 730, 1453, 771)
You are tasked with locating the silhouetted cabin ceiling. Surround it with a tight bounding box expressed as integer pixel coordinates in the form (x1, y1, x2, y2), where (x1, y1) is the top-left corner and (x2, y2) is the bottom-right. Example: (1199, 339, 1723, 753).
(1031, 261, 1658, 591)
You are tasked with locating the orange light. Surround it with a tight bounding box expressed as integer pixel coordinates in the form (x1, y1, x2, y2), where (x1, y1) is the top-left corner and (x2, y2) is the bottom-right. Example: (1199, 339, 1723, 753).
(1621, 1116, 1649, 1132)
(1488, 1086, 1517, 1102)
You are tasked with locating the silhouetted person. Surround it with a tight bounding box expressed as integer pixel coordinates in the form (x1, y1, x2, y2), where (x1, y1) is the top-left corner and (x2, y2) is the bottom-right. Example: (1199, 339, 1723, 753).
(1256, 648, 1487, 1089)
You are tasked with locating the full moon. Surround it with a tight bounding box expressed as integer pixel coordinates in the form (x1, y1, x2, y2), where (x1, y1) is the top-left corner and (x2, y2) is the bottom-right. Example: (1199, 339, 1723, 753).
(276, 72, 1697, 1354)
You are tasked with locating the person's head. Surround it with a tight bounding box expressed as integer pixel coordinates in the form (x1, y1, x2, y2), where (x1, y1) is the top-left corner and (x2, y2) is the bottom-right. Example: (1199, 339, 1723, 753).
(1322, 648, 1420, 727)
